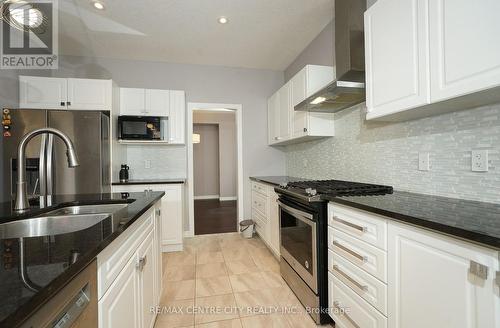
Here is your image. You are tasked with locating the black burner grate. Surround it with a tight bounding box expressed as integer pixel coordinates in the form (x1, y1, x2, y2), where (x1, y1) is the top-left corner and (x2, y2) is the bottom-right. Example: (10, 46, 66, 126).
(287, 180, 393, 197)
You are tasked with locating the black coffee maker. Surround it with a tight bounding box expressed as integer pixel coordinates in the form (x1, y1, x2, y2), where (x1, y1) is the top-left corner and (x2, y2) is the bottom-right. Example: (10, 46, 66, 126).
(119, 164, 129, 183)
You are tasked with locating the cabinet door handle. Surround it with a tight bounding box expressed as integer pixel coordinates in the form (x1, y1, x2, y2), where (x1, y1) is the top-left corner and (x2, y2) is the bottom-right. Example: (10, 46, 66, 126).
(60, 101, 65, 106)
(332, 264, 368, 291)
(332, 240, 367, 263)
(136, 256, 147, 271)
(332, 216, 367, 233)
(156, 209, 161, 216)
(496, 271, 500, 287)
(332, 301, 360, 328)
(469, 260, 488, 280)
(66, 101, 71, 106)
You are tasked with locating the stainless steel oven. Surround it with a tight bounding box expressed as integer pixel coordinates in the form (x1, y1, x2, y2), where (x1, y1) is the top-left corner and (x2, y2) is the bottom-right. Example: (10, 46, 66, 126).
(279, 199, 317, 292)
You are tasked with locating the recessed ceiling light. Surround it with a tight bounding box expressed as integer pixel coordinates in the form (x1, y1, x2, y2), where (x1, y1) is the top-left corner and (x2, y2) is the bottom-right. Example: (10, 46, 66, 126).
(218, 16, 228, 24)
(93, 1, 105, 10)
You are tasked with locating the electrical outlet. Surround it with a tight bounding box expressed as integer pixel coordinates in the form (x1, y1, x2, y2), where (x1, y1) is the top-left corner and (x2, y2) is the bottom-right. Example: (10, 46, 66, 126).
(418, 152, 430, 171)
(144, 160, 151, 169)
(303, 159, 308, 168)
(472, 150, 488, 172)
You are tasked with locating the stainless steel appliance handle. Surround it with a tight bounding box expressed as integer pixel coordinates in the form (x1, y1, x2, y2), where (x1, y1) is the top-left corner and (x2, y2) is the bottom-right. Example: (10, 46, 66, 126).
(39, 134, 47, 196)
(46, 134, 54, 195)
(332, 240, 368, 262)
(333, 301, 360, 328)
(51, 284, 91, 328)
(277, 200, 314, 224)
(332, 216, 367, 232)
(332, 264, 368, 291)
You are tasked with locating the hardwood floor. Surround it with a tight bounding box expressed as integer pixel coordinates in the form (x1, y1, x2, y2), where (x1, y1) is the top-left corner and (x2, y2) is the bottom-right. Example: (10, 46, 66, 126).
(194, 199, 237, 235)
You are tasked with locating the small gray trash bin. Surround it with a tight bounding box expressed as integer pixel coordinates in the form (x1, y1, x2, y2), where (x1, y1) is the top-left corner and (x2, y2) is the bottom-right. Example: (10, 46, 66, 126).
(240, 220, 254, 238)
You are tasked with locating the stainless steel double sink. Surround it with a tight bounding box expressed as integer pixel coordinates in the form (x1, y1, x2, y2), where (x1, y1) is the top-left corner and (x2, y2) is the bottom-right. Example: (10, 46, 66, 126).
(0, 204, 128, 239)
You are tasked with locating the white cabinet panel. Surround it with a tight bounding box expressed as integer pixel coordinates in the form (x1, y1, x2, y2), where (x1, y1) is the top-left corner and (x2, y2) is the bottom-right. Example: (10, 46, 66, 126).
(278, 82, 291, 141)
(152, 184, 184, 250)
(145, 89, 169, 117)
(19, 76, 67, 109)
(120, 88, 146, 115)
(291, 68, 308, 138)
(429, 0, 500, 102)
(138, 230, 156, 328)
(269, 191, 280, 257)
(168, 90, 185, 144)
(267, 93, 280, 144)
(388, 222, 500, 328)
(365, 0, 430, 120)
(67, 78, 112, 110)
(99, 254, 140, 328)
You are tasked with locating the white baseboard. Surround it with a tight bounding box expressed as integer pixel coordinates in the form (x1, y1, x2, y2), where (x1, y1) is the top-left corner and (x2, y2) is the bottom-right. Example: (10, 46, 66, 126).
(162, 244, 184, 252)
(219, 196, 237, 201)
(194, 195, 219, 200)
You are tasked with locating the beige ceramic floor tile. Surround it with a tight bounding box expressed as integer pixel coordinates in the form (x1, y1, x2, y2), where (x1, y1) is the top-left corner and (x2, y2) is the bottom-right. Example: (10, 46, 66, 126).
(240, 314, 291, 328)
(221, 248, 250, 262)
(225, 259, 260, 275)
(252, 254, 280, 272)
(166, 252, 196, 266)
(196, 251, 225, 265)
(155, 299, 195, 328)
(195, 276, 233, 297)
(162, 279, 196, 301)
(195, 318, 242, 328)
(196, 262, 228, 278)
(260, 270, 287, 288)
(284, 312, 321, 328)
(233, 289, 280, 317)
(164, 265, 196, 281)
(228, 272, 268, 292)
(194, 294, 239, 324)
(251, 247, 274, 259)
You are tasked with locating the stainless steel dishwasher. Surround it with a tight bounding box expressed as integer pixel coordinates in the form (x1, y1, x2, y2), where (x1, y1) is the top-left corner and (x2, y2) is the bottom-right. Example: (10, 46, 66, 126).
(20, 260, 98, 328)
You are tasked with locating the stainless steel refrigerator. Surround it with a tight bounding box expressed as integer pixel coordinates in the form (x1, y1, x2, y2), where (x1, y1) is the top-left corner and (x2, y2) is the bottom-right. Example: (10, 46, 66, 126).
(1, 109, 110, 203)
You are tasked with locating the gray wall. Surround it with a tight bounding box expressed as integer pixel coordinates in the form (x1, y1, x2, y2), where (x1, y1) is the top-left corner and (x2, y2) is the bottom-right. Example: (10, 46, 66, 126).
(194, 111, 237, 199)
(0, 55, 286, 219)
(284, 21, 334, 82)
(193, 124, 220, 197)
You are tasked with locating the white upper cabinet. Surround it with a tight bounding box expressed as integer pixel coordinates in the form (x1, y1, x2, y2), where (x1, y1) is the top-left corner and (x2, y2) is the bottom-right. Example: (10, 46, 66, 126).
(145, 89, 170, 117)
(168, 90, 185, 144)
(278, 82, 291, 141)
(366, 0, 500, 121)
(429, 0, 500, 102)
(365, 0, 430, 120)
(267, 93, 280, 145)
(20, 76, 112, 110)
(268, 65, 334, 146)
(20, 76, 68, 109)
(120, 88, 146, 115)
(67, 78, 112, 111)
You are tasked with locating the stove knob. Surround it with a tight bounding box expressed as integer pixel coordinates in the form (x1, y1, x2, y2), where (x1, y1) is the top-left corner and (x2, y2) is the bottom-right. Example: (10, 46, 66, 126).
(280, 183, 288, 189)
(305, 188, 317, 196)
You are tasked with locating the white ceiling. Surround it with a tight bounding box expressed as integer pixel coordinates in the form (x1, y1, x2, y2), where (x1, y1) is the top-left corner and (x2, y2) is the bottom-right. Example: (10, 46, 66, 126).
(58, 0, 333, 71)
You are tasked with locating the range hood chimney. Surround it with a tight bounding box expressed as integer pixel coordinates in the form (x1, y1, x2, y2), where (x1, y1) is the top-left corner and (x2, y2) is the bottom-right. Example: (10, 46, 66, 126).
(295, 0, 366, 113)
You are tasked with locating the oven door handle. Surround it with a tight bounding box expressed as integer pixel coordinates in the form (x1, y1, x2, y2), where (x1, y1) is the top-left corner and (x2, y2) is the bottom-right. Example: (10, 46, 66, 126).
(277, 200, 314, 224)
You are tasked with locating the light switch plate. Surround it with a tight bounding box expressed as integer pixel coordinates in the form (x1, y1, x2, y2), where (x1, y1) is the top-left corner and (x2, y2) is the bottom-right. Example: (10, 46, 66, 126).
(418, 152, 430, 171)
(472, 150, 488, 172)
(144, 160, 151, 169)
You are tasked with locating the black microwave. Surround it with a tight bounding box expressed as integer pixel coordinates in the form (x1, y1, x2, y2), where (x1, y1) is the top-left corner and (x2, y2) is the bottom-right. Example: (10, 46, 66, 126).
(118, 116, 162, 140)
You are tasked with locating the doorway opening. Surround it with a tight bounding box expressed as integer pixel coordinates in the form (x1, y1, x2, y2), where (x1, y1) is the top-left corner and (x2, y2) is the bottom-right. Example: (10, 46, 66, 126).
(187, 103, 243, 237)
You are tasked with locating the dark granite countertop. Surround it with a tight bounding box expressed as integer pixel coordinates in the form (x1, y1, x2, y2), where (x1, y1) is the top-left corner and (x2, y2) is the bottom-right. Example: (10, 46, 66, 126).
(326, 191, 500, 250)
(251, 176, 500, 250)
(250, 176, 309, 186)
(112, 178, 185, 185)
(0, 191, 164, 327)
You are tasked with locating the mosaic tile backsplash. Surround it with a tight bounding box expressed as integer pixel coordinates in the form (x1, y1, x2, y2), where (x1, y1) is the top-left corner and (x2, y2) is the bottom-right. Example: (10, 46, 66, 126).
(126, 145, 187, 180)
(286, 103, 500, 204)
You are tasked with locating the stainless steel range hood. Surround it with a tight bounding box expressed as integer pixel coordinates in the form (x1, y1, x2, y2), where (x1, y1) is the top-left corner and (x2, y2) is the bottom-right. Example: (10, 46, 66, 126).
(295, 0, 366, 113)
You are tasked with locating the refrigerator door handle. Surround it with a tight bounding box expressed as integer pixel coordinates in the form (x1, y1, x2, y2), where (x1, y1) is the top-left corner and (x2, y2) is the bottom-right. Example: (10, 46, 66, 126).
(46, 134, 54, 195)
(39, 134, 47, 196)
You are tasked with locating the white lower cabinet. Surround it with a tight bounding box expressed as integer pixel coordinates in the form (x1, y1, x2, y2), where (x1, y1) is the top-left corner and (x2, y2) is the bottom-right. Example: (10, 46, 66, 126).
(112, 183, 184, 252)
(327, 202, 500, 328)
(388, 222, 500, 328)
(250, 180, 280, 257)
(98, 205, 162, 328)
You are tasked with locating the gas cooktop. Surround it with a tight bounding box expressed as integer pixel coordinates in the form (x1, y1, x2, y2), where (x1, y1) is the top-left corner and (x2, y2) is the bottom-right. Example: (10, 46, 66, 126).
(276, 179, 393, 202)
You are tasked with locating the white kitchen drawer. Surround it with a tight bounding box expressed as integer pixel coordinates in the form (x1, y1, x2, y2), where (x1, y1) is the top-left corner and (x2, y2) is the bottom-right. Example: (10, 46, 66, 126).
(97, 208, 154, 299)
(252, 210, 268, 241)
(328, 227, 387, 283)
(329, 203, 387, 251)
(329, 273, 387, 328)
(328, 249, 387, 315)
(251, 190, 268, 217)
(251, 181, 269, 196)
